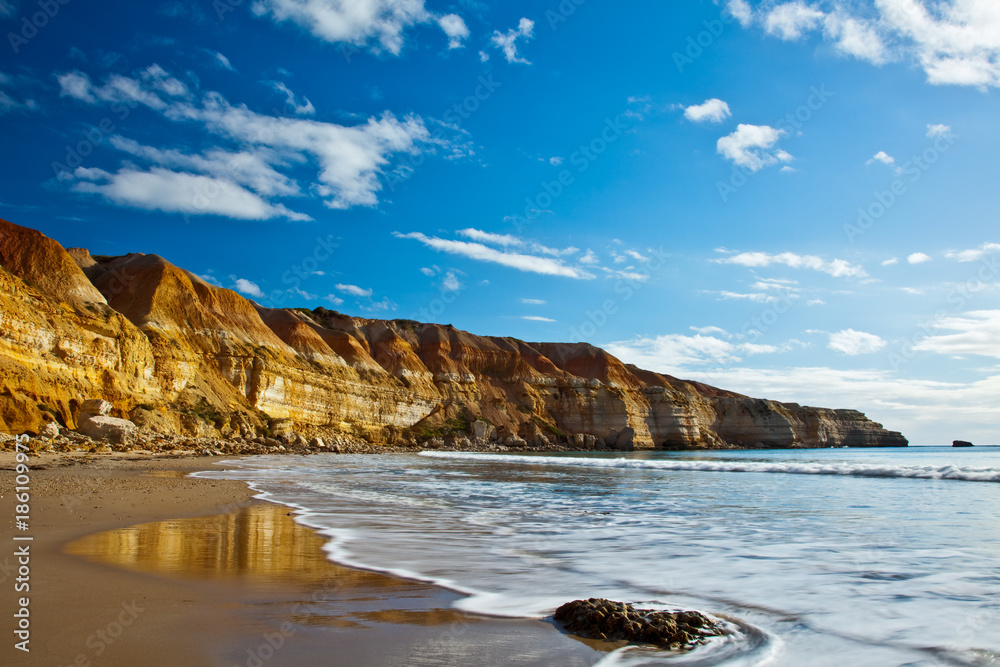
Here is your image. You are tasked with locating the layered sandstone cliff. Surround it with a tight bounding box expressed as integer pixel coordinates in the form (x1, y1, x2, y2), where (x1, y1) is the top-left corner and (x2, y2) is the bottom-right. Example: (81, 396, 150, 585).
(0, 218, 907, 448)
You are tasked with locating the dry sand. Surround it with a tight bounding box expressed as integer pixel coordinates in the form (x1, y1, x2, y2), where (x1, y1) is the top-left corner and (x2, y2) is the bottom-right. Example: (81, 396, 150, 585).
(0, 452, 605, 666)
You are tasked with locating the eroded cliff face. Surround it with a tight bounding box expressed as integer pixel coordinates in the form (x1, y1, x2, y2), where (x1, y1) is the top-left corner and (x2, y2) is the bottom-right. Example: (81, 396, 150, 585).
(0, 218, 907, 448)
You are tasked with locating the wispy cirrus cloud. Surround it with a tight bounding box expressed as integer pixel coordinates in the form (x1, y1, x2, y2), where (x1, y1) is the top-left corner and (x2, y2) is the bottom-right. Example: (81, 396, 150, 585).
(714, 250, 867, 278)
(457, 228, 523, 247)
(393, 231, 595, 279)
(946, 242, 1000, 262)
(336, 283, 374, 297)
(914, 310, 1000, 358)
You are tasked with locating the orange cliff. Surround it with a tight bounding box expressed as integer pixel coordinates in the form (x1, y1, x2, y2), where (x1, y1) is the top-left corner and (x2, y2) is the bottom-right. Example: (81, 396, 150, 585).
(0, 218, 908, 449)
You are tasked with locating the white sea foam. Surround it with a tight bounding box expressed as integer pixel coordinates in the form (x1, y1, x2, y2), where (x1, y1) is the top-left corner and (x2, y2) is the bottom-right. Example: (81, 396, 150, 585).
(419, 451, 1000, 483)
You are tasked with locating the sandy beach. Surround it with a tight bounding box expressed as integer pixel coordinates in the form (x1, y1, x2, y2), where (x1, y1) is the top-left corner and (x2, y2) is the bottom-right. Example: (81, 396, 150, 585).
(0, 453, 604, 667)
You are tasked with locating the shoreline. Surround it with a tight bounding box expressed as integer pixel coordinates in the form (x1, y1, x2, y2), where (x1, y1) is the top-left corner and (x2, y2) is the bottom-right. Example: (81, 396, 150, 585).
(1, 452, 605, 666)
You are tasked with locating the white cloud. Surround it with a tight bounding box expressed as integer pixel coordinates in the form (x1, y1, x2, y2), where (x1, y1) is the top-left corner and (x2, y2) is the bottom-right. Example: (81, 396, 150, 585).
(579, 249, 600, 265)
(914, 310, 1000, 358)
(926, 123, 952, 137)
(882, 257, 899, 266)
(752, 277, 800, 292)
(726, 0, 754, 27)
(690, 325, 730, 336)
(737, 0, 1000, 88)
(199, 273, 222, 286)
(57, 65, 440, 213)
(109, 136, 300, 197)
(438, 13, 469, 49)
(523, 316, 556, 322)
(823, 12, 888, 63)
(828, 328, 887, 355)
(360, 296, 396, 312)
(533, 243, 579, 257)
(908, 252, 932, 264)
(441, 271, 461, 292)
(714, 251, 867, 278)
(490, 17, 534, 64)
(212, 51, 235, 71)
(420, 266, 436, 276)
(717, 124, 793, 171)
(867, 150, 895, 166)
(0, 71, 38, 115)
(250, 0, 447, 55)
(946, 242, 1000, 262)
(72, 166, 310, 221)
(324, 294, 345, 306)
(521, 298, 546, 305)
(394, 232, 595, 279)
(713, 290, 784, 303)
(336, 283, 373, 297)
(683, 98, 732, 123)
(268, 81, 315, 116)
(764, 2, 825, 39)
(625, 249, 649, 262)
(232, 277, 265, 298)
(457, 228, 523, 247)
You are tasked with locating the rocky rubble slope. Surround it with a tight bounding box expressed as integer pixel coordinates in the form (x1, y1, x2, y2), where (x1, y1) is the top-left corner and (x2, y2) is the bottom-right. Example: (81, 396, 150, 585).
(0, 218, 907, 450)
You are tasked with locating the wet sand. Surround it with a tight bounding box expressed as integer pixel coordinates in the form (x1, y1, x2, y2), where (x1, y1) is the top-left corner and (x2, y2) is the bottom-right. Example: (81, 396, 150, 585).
(0, 453, 604, 666)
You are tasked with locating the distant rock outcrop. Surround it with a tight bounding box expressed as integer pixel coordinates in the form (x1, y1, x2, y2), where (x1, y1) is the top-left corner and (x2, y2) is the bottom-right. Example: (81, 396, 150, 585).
(953, 440, 974, 447)
(0, 218, 909, 449)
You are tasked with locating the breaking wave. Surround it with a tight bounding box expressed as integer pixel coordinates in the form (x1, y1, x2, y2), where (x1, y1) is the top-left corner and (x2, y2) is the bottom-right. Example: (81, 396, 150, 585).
(419, 451, 1000, 483)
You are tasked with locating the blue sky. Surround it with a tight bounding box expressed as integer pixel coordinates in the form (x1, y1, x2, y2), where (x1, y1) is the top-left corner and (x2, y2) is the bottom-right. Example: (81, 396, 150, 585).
(1, 0, 999, 444)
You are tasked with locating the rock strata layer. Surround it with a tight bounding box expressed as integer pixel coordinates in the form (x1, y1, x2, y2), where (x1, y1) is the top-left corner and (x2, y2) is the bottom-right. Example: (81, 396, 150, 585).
(0, 218, 908, 449)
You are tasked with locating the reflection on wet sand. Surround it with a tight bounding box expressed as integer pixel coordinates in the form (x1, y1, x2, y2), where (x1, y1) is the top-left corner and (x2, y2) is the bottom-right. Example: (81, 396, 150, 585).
(66, 503, 337, 582)
(65, 503, 465, 627)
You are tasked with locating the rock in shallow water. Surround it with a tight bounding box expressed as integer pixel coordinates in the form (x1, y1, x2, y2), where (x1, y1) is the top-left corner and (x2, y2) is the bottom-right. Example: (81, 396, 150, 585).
(553, 598, 724, 650)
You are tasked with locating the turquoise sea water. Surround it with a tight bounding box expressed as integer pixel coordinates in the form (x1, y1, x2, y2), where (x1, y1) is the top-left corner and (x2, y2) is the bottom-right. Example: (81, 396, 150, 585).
(196, 447, 1000, 666)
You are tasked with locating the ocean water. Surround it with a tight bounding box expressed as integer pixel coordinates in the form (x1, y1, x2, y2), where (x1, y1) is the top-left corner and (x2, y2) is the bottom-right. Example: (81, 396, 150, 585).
(194, 447, 1000, 666)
